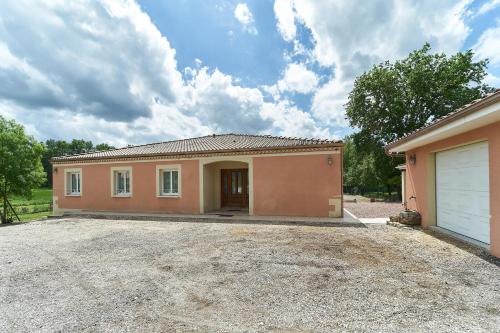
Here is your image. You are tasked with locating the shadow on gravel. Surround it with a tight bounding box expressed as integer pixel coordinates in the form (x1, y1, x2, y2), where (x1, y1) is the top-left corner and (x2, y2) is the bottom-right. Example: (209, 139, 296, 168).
(424, 229, 500, 267)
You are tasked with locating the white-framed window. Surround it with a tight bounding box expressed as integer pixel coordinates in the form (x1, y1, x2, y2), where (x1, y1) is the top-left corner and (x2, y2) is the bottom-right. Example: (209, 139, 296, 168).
(156, 165, 181, 197)
(110, 167, 132, 197)
(64, 168, 82, 196)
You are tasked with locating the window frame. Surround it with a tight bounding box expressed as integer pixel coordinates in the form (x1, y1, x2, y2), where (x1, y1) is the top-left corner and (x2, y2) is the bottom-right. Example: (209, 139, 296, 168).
(110, 167, 133, 197)
(64, 168, 83, 197)
(156, 164, 181, 198)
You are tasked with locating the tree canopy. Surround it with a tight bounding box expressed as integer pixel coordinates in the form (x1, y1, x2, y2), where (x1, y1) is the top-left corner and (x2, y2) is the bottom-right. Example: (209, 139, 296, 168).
(344, 43, 494, 199)
(346, 43, 494, 145)
(0, 116, 45, 223)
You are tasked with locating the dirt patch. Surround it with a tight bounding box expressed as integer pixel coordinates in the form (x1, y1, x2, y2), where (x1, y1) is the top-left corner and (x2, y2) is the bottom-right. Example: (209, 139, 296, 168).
(230, 227, 257, 237)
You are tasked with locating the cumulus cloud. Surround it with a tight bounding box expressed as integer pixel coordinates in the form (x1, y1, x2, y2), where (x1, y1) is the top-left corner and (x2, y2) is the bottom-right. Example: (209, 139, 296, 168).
(182, 67, 272, 133)
(274, 0, 473, 126)
(182, 66, 328, 137)
(473, 24, 500, 67)
(234, 3, 258, 35)
(274, 0, 296, 42)
(0, 0, 184, 122)
(311, 76, 351, 127)
(0, 0, 330, 145)
(475, 0, 500, 16)
(261, 100, 331, 139)
(277, 63, 318, 94)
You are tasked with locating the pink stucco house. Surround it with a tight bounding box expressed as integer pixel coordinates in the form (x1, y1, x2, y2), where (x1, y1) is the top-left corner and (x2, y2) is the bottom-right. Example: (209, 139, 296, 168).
(386, 89, 500, 258)
(51, 134, 344, 218)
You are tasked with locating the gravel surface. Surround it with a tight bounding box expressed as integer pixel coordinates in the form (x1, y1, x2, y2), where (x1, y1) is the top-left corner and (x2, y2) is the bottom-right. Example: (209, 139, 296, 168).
(344, 201, 404, 218)
(0, 218, 499, 332)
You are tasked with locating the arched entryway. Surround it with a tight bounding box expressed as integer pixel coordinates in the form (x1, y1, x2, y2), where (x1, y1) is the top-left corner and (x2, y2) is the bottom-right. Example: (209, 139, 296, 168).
(199, 156, 253, 215)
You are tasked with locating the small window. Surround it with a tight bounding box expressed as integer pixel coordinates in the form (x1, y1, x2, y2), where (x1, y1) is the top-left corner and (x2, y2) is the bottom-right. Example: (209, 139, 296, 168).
(111, 167, 132, 197)
(157, 165, 181, 197)
(65, 169, 82, 196)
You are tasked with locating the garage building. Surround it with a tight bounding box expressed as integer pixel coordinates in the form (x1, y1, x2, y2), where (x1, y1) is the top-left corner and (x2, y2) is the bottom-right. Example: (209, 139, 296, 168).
(386, 89, 500, 258)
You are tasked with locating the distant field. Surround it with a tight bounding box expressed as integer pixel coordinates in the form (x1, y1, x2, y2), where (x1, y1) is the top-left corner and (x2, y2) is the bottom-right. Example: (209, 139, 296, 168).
(10, 188, 53, 222)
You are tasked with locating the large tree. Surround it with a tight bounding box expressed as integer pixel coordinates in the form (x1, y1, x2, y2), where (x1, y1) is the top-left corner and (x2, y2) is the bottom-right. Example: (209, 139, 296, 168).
(343, 134, 401, 197)
(343, 136, 378, 194)
(0, 116, 45, 223)
(344, 43, 494, 198)
(346, 43, 493, 144)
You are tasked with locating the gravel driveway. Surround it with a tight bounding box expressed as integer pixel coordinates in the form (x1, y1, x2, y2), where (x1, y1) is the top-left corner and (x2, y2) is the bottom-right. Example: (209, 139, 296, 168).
(1, 218, 499, 332)
(344, 201, 403, 218)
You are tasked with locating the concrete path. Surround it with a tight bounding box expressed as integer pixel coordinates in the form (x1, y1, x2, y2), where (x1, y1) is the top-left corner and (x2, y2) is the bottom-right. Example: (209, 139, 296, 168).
(59, 210, 361, 227)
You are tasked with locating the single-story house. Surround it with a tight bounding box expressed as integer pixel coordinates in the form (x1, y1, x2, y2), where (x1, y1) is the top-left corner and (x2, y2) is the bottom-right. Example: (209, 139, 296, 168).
(386, 89, 500, 258)
(51, 134, 343, 218)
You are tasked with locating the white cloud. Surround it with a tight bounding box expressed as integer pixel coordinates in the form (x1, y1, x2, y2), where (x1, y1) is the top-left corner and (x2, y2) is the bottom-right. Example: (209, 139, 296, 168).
(182, 67, 272, 132)
(473, 24, 500, 67)
(260, 100, 331, 139)
(484, 72, 500, 87)
(274, 0, 473, 126)
(274, 0, 296, 42)
(277, 63, 318, 94)
(0, 0, 331, 145)
(288, 0, 471, 69)
(181, 66, 328, 137)
(0, 0, 184, 121)
(475, 0, 500, 16)
(234, 3, 258, 35)
(311, 76, 351, 127)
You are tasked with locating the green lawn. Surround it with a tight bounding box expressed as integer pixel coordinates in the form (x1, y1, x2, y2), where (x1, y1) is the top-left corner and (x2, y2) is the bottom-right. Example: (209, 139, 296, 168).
(9, 188, 53, 222)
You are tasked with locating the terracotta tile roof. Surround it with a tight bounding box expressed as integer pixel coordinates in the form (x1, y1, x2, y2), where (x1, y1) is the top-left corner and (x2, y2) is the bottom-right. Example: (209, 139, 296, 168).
(52, 133, 342, 162)
(385, 89, 500, 151)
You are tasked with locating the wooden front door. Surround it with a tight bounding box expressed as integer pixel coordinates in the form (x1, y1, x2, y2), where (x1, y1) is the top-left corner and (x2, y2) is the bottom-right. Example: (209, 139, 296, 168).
(221, 169, 249, 209)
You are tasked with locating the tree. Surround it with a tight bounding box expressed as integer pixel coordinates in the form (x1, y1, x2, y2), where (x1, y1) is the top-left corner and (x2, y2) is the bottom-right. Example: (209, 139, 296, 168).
(0, 116, 45, 223)
(41, 140, 115, 187)
(346, 43, 494, 144)
(344, 43, 494, 198)
(343, 136, 378, 194)
(95, 143, 115, 151)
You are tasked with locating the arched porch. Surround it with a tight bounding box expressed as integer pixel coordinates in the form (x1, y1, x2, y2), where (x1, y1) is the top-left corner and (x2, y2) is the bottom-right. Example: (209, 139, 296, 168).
(199, 156, 253, 215)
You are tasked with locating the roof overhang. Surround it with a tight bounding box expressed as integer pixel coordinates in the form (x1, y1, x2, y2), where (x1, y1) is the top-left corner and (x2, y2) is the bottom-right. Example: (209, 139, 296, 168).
(387, 100, 500, 153)
(51, 144, 343, 164)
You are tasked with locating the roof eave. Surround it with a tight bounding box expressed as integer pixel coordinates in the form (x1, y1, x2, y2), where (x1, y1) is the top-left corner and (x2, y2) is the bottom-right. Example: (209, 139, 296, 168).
(386, 94, 500, 153)
(51, 143, 343, 163)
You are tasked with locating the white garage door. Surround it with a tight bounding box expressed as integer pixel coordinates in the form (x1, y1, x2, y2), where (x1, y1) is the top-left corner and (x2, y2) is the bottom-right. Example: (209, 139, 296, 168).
(436, 141, 490, 244)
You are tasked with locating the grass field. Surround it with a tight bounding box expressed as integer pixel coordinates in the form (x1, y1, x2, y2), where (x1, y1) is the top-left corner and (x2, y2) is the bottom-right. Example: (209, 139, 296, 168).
(9, 188, 53, 222)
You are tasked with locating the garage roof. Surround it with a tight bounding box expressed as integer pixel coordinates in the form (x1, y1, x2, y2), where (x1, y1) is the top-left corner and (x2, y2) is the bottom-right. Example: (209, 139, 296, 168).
(386, 89, 500, 153)
(52, 133, 342, 162)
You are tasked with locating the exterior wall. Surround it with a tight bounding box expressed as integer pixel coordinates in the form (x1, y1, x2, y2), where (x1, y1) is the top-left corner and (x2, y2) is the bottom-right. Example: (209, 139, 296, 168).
(404, 121, 500, 257)
(253, 152, 342, 217)
(53, 160, 200, 214)
(53, 150, 343, 219)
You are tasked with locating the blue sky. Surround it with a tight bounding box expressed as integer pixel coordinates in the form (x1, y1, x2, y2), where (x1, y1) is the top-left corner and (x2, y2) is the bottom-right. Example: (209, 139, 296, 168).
(0, 0, 499, 146)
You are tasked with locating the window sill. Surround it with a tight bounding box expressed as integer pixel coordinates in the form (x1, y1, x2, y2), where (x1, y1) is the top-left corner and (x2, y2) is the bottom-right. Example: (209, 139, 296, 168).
(112, 194, 132, 198)
(157, 194, 181, 198)
(65, 194, 81, 197)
